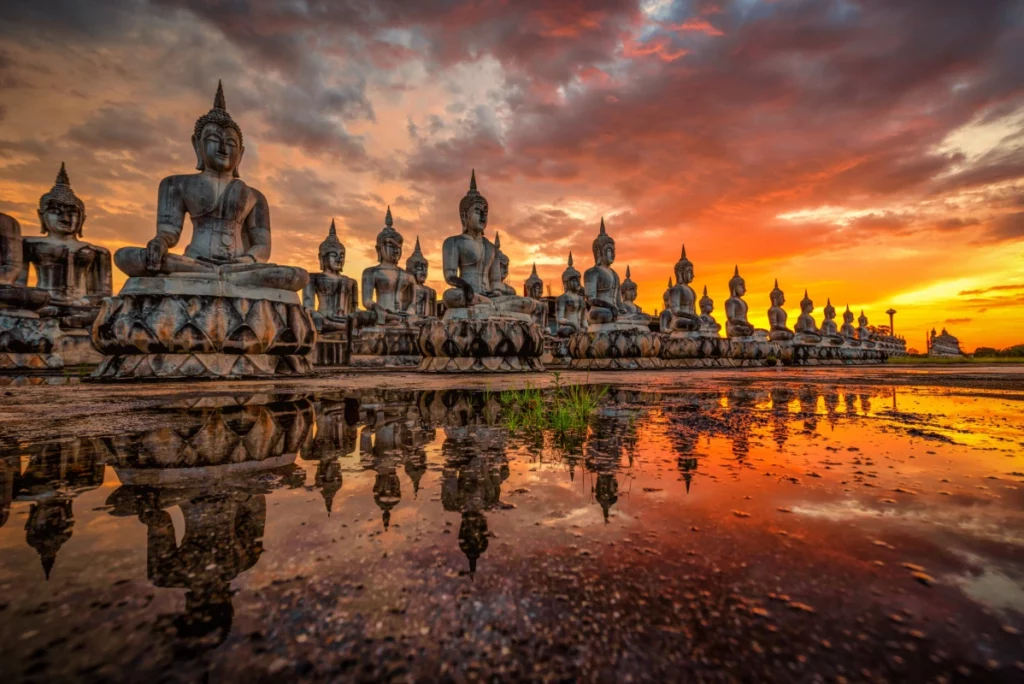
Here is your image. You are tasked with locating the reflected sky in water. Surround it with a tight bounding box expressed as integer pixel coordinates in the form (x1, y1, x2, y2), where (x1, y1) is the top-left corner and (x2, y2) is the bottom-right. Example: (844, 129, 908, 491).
(1, 379, 1022, 681)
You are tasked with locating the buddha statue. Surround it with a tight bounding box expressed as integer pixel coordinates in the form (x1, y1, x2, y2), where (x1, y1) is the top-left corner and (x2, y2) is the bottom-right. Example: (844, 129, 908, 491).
(523, 262, 547, 329)
(659, 245, 700, 335)
(359, 207, 416, 326)
(767, 279, 794, 342)
(491, 233, 518, 297)
(819, 299, 844, 344)
(794, 290, 822, 344)
(19, 164, 113, 329)
(724, 266, 763, 339)
(405, 237, 437, 318)
(555, 252, 585, 337)
(698, 286, 721, 335)
(1, 213, 51, 313)
(439, 171, 538, 320)
(857, 311, 873, 345)
(113, 82, 307, 293)
(583, 218, 645, 329)
(840, 305, 859, 344)
(302, 218, 358, 334)
(619, 266, 651, 326)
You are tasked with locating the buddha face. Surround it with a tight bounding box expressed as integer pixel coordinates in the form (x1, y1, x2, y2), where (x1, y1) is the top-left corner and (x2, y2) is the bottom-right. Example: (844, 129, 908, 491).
(801, 299, 813, 314)
(321, 250, 343, 275)
(593, 243, 615, 267)
(410, 261, 428, 285)
(843, 310, 854, 324)
(824, 304, 836, 320)
(675, 262, 694, 285)
(730, 277, 746, 298)
(39, 201, 82, 239)
(700, 298, 713, 315)
(622, 285, 637, 303)
(770, 290, 784, 307)
(858, 314, 868, 327)
(377, 238, 402, 266)
(529, 282, 543, 299)
(565, 274, 580, 294)
(195, 123, 243, 175)
(462, 201, 488, 235)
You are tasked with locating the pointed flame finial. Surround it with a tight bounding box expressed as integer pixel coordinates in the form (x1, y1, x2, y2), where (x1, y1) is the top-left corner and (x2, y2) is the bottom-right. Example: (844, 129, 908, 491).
(494, 231, 501, 249)
(703, 285, 708, 296)
(56, 161, 70, 186)
(733, 265, 739, 277)
(214, 79, 226, 110)
(568, 251, 574, 267)
(531, 262, 538, 276)
(469, 168, 477, 191)
(385, 205, 393, 227)
(599, 216, 606, 234)
(329, 217, 337, 235)
(681, 244, 687, 258)
(625, 265, 632, 278)
(774, 278, 779, 288)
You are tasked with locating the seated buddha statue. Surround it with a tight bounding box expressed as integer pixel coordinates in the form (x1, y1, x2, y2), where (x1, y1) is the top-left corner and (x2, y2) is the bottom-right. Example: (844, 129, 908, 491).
(0, 212, 51, 314)
(491, 233, 518, 297)
(523, 263, 548, 329)
(583, 218, 647, 330)
(840, 305, 859, 345)
(405, 237, 437, 318)
(857, 311, 874, 345)
(698, 286, 721, 336)
(20, 164, 113, 328)
(555, 252, 585, 337)
(794, 291, 822, 343)
(819, 299, 844, 344)
(724, 266, 763, 339)
(767, 279, 794, 341)
(619, 266, 651, 327)
(113, 82, 307, 293)
(359, 207, 417, 326)
(439, 171, 538, 320)
(302, 218, 358, 334)
(660, 245, 700, 334)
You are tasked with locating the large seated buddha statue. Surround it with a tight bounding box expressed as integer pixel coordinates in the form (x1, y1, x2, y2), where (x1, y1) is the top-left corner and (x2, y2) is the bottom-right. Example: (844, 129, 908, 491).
(91, 82, 315, 380)
(0, 212, 63, 369)
(724, 267, 767, 340)
(767, 279, 794, 342)
(303, 219, 358, 335)
(794, 290, 822, 344)
(555, 252, 585, 337)
(619, 266, 651, 327)
(698, 286, 721, 336)
(22, 163, 113, 330)
(405, 237, 437, 318)
(491, 233, 518, 297)
(418, 171, 544, 372)
(857, 311, 875, 348)
(660, 245, 701, 335)
(523, 262, 548, 330)
(840, 305, 860, 346)
(819, 299, 844, 345)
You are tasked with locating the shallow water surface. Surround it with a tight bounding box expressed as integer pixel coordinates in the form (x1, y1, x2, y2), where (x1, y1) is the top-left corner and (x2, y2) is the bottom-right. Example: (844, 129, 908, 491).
(1, 375, 1022, 681)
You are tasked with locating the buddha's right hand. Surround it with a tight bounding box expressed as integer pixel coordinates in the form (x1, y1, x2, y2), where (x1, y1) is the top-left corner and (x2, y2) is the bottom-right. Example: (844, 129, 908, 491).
(145, 237, 169, 272)
(591, 298, 618, 321)
(451, 277, 475, 304)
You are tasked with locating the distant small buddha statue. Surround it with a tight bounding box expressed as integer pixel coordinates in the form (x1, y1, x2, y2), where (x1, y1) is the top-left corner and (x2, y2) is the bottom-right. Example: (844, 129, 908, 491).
(794, 290, 822, 344)
(21, 163, 112, 328)
(113, 82, 307, 293)
(439, 171, 537, 319)
(724, 266, 763, 339)
(819, 299, 843, 344)
(659, 245, 700, 335)
(840, 305, 859, 345)
(857, 311, 874, 345)
(767, 279, 794, 342)
(491, 233, 518, 297)
(619, 266, 651, 327)
(1, 213, 51, 313)
(360, 207, 416, 326)
(698, 286, 721, 335)
(405, 237, 436, 318)
(555, 252, 585, 337)
(523, 262, 547, 329)
(302, 218, 358, 334)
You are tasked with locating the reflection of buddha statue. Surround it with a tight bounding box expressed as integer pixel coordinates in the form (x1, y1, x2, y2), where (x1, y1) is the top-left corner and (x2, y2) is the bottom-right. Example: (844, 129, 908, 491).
(794, 290, 821, 343)
(698, 286, 721, 335)
(619, 266, 651, 326)
(25, 496, 74, 580)
(724, 266, 763, 339)
(555, 252, 585, 337)
(360, 207, 416, 326)
(840, 305, 859, 345)
(303, 219, 358, 334)
(523, 263, 547, 328)
(820, 299, 843, 344)
(439, 171, 537, 319)
(767, 279, 794, 341)
(21, 164, 113, 329)
(660, 246, 700, 334)
(405, 237, 436, 318)
(113, 83, 307, 292)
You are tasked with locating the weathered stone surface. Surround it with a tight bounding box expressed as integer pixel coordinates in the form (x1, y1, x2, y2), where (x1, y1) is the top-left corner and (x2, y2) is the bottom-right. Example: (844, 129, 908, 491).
(418, 317, 543, 373)
(657, 334, 886, 367)
(313, 333, 349, 367)
(93, 352, 312, 380)
(58, 329, 103, 366)
(350, 325, 421, 368)
(569, 327, 664, 370)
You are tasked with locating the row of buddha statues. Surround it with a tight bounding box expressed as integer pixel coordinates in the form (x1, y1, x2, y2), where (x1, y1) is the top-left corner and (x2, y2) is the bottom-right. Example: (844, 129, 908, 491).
(0, 81, 901, 378)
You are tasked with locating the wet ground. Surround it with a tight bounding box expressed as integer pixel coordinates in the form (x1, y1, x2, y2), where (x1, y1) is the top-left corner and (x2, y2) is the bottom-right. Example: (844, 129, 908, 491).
(0, 367, 1022, 682)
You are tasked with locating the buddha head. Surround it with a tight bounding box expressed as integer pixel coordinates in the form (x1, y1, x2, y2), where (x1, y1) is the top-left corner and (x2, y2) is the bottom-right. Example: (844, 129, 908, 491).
(458, 169, 488, 235)
(823, 298, 836, 321)
(38, 163, 85, 239)
(858, 310, 868, 328)
(843, 305, 854, 325)
(728, 266, 746, 298)
(621, 266, 638, 303)
(800, 290, 814, 314)
(375, 206, 403, 266)
(192, 81, 244, 178)
(769, 279, 785, 307)
(494, 232, 510, 282)
(405, 236, 429, 285)
(524, 263, 543, 299)
(592, 217, 615, 267)
(561, 251, 581, 294)
(318, 218, 345, 274)
(699, 285, 714, 315)
(674, 245, 694, 285)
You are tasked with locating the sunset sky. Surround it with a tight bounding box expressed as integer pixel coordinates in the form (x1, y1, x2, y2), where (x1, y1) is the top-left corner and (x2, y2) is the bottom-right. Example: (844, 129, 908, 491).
(1, 0, 1022, 351)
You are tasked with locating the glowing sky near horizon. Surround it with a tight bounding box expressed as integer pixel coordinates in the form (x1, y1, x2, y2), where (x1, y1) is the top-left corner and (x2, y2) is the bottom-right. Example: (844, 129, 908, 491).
(1, 0, 1023, 350)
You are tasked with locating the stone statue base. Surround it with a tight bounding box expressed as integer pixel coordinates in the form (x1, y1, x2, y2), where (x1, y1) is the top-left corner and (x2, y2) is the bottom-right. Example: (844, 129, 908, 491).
(58, 328, 104, 366)
(89, 276, 316, 381)
(657, 335, 887, 367)
(543, 334, 571, 367)
(418, 316, 544, 373)
(568, 325, 664, 370)
(0, 312, 64, 370)
(350, 325, 421, 368)
(313, 332, 349, 367)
